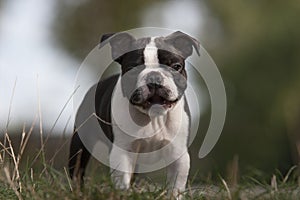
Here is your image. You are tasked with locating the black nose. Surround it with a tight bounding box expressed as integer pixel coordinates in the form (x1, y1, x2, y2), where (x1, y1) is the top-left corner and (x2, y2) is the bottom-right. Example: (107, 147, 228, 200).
(147, 82, 161, 90)
(146, 71, 163, 86)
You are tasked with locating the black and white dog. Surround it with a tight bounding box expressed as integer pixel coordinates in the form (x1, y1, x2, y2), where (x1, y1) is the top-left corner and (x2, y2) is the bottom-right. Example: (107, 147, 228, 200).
(69, 31, 200, 197)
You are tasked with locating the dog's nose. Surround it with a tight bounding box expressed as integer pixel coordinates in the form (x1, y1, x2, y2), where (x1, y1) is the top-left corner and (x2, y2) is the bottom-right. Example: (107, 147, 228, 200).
(146, 71, 163, 86)
(147, 82, 161, 90)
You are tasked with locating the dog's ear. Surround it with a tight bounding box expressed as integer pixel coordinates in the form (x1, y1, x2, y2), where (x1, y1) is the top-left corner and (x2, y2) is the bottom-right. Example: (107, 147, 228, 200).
(99, 33, 115, 49)
(99, 32, 135, 64)
(100, 33, 115, 44)
(106, 32, 136, 64)
(165, 31, 200, 58)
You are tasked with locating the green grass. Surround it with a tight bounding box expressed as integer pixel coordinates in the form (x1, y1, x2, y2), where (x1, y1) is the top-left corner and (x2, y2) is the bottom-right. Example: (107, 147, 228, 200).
(1, 169, 300, 200)
(0, 128, 299, 200)
(1, 156, 300, 200)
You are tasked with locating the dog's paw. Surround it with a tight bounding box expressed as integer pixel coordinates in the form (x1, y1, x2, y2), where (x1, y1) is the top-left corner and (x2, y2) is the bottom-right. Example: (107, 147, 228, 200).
(112, 174, 131, 190)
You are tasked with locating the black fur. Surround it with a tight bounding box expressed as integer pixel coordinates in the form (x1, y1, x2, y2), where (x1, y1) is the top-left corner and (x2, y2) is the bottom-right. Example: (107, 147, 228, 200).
(68, 75, 119, 183)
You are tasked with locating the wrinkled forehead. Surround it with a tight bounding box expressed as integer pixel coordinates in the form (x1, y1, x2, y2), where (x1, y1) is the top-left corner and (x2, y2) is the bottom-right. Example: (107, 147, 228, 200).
(120, 37, 184, 69)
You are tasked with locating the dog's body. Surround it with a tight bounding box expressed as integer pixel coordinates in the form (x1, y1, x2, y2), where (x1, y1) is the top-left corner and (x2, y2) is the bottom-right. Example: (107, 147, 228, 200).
(69, 31, 200, 197)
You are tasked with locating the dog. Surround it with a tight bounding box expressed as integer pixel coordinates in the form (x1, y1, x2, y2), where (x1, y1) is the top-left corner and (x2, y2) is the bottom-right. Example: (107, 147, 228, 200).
(68, 31, 200, 197)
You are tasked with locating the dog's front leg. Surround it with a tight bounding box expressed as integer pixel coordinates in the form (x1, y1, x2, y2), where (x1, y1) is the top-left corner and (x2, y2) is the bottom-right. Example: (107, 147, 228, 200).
(109, 146, 133, 189)
(167, 151, 190, 198)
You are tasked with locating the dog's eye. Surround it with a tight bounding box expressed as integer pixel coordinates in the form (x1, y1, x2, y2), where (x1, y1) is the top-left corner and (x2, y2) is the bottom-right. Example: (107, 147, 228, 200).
(171, 63, 183, 71)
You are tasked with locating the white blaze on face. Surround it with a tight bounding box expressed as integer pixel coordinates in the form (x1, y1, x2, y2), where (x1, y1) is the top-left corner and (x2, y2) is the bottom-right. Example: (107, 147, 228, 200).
(143, 37, 159, 68)
(136, 37, 180, 103)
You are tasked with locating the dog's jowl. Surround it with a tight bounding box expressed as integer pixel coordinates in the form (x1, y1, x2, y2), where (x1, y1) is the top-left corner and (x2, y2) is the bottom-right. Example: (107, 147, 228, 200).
(68, 31, 200, 197)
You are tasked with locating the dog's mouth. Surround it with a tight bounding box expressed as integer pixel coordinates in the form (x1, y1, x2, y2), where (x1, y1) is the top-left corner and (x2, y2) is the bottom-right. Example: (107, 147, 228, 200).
(130, 87, 178, 110)
(142, 94, 178, 109)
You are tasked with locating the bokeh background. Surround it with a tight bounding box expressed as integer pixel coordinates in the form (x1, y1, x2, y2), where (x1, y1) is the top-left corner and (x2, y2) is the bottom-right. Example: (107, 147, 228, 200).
(1, 0, 300, 184)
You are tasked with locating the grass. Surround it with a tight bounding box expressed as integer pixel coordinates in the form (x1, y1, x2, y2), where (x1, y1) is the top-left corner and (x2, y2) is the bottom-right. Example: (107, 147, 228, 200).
(0, 127, 300, 200)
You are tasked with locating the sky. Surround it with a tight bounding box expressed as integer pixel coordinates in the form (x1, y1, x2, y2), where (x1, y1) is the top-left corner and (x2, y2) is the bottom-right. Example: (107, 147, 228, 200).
(0, 0, 78, 133)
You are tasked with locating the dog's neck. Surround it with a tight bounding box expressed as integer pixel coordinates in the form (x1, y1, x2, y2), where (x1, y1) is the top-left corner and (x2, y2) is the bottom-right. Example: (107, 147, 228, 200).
(111, 77, 186, 137)
(128, 96, 185, 129)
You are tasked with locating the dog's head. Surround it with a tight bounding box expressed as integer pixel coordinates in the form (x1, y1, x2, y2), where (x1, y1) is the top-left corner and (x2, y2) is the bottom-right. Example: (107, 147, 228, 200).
(101, 31, 200, 116)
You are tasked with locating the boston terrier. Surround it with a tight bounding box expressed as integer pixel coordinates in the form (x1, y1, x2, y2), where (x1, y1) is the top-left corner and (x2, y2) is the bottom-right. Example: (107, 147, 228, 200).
(68, 31, 200, 197)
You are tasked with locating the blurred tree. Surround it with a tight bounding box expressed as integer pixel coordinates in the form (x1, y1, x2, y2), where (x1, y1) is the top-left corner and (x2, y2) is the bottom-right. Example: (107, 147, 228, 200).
(206, 0, 300, 175)
(54, 0, 159, 60)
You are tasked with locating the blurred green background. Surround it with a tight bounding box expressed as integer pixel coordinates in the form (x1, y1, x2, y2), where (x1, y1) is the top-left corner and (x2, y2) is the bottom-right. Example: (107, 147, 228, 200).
(1, 0, 300, 183)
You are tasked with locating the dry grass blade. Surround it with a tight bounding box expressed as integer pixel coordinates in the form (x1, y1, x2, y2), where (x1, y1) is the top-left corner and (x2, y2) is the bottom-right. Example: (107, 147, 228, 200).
(0, 142, 14, 158)
(186, 182, 193, 199)
(73, 113, 96, 133)
(227, 154, 239, 187)
(220, 176, 232, 200)
(49, 115, 71, 166)
(31, 86, 78, 168)
(18, 124, 26, 157)
(4, 166, 23, 200)
(5, 134, 21, 187)
(12, 123, 27, 182)
(36, 75, 46, 166)
(271, 175, 278, 192)
(154, 190, 167, 200)
(30, 168, 34, 182)
(73, 149, 82, 181)
(3, 78, 17, 162)
(5, 78, 17, 131)
(93, 113, 113, 125)
(19, 116, 37, 161)
(64, 167, 73, 192)
(71, 113, 113, 143)
(44, 85, 79, 147)
(283, 165, 297, 183)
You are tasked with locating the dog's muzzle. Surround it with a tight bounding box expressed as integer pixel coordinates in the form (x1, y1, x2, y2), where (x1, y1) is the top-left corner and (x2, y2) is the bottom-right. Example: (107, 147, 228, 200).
(130, 71, 179, 109)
